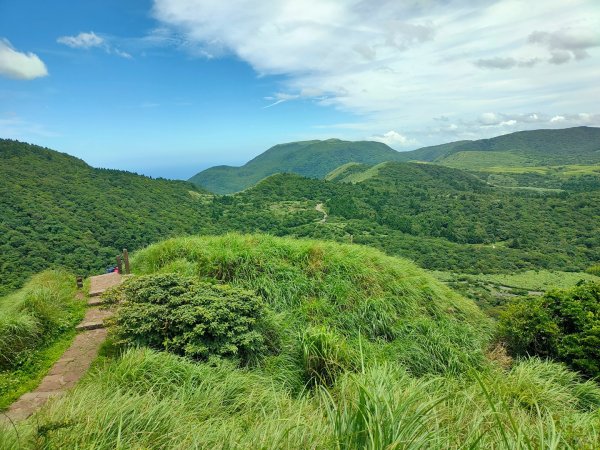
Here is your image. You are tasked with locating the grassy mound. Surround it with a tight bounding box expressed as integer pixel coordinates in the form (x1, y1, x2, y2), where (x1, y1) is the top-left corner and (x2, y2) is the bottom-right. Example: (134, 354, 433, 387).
(128, 233, 491, 382)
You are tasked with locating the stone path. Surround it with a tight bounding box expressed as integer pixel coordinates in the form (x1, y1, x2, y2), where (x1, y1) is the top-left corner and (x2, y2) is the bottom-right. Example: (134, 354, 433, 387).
(89, 272, 121, 297)
(1, 273, 122, 423)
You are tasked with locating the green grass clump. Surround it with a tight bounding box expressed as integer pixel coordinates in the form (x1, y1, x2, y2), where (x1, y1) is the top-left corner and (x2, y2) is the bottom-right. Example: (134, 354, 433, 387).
(0, 270, 84, 409)
(130, 233, 492, 380)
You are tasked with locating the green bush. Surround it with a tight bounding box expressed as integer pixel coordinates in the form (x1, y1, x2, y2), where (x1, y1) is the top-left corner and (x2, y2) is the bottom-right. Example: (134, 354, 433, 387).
(111, 274, 275, 364)
(586, 264, 600, 276)
(499, 281, 600, 378)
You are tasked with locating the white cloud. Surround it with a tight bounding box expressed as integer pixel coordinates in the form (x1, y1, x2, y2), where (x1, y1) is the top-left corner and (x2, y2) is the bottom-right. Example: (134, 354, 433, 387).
(152, 0, 600, 144)
(0, 39, 48, 80)
(550, 115, 566, 122)
(369, 130, 417, 148)
(57, 32, 104, 49)
(57, 31, 132, 58)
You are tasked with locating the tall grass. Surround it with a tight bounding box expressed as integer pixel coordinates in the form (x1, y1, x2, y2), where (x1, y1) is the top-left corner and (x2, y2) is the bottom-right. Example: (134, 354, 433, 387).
(1, 349, 598, 449)
(2, 235, 596, 447)
(130, 234, 492, 379)
(0, 270, 84, 408)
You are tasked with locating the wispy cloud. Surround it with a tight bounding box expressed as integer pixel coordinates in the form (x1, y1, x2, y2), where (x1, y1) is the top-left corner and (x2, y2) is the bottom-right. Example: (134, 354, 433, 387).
(57, 31, 132, 58)
(0, 39, 48, 80)
(57, 31, 104, 49)
(0, 113, 59, 138)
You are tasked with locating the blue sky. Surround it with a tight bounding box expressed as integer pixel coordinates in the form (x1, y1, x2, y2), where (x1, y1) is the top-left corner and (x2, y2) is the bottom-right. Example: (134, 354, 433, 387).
(1, 0, 599, 179)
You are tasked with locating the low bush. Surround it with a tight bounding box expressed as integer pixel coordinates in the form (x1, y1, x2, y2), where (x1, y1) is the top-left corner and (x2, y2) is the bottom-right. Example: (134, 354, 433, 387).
(499, 281, 600, 378)
(110, 273, 276, 364)
(130, 234, 493, 378)
(586, 264, 600, 276)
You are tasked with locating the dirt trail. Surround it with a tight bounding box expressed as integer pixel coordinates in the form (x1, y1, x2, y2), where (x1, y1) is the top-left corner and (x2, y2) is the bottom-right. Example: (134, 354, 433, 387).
(1, 273, 121, 423)
(315, 203, 328, 223)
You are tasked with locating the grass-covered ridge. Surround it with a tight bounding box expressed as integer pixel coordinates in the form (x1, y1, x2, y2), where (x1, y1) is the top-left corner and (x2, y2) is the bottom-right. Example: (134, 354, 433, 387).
(131, 234, 492, 379)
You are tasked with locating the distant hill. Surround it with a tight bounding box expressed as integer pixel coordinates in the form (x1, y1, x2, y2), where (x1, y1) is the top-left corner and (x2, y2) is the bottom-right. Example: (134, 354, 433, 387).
(189, 139, 403, 193)
(191, 127, 600, 193)
(397, 126, 600, 168)
(0, 139, 215, 295)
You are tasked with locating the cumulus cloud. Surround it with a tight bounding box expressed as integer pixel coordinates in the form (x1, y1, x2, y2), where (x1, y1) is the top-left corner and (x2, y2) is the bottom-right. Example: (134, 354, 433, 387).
(152, 0, 600, 144)
(369, 130, 417, 148)
(0, 39, 48, 80)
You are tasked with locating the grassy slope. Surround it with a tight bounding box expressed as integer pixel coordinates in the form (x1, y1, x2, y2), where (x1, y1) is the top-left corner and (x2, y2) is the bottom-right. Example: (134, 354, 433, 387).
(398, 126, 600, 167)
(1, 235, 599, 448)
(189, 139, 404, 193)
(0, 139, 215, 296)
(0, 270, 84, 409)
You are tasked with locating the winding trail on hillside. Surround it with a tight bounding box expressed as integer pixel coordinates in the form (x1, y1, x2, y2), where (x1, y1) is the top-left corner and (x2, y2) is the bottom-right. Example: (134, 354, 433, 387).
(1, 273, 121, 423)
(316, 203, 328, 223)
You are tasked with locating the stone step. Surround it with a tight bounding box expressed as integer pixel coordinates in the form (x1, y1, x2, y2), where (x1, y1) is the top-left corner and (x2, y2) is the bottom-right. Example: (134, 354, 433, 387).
(89, 272, 122, 297)
(87, 297, 107, 306)
(76, 321, 106, 331)
(75, 307, 113, 331)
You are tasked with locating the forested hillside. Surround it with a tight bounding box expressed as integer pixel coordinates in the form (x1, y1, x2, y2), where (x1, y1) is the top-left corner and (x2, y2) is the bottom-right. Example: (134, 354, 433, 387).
(189, 139, 403, 193)
(225, 163, 600, 273)
(2, 138, 599, 296)
(0, 139, 215, 295)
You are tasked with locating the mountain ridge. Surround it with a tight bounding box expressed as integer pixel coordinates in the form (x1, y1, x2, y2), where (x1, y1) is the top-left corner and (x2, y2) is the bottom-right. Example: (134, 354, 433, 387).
(190, 126, 600, 193)
(189, 139, 404, 193)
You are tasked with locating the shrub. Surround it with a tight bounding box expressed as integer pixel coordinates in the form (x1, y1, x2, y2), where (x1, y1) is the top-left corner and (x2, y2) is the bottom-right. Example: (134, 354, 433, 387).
(499, 281, 600, 378)
(111, 274, 275, 364)
(586, 264, 600, 277)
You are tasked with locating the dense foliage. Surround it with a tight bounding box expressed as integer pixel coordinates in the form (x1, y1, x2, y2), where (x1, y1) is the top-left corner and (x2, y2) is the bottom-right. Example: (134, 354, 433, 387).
(0, 139, 215, 295)
(222, 163, 600, 273)
(2, 235, 600, 448)
(499, 281, 600, 378)
(132, 234, 491, 381)
(109, 274, 272, 364)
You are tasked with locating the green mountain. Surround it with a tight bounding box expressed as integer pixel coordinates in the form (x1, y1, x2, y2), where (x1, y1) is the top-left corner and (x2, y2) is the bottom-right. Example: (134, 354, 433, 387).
(397, 126, 600, 168)
(191, 127, 600, 194)
(0, 139, 216, 295)
(189, 139, 403, 193)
